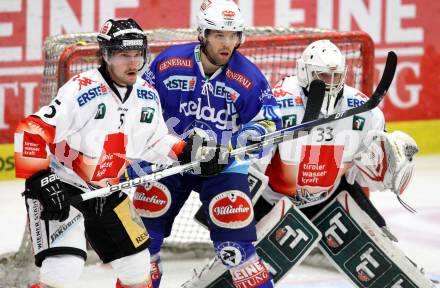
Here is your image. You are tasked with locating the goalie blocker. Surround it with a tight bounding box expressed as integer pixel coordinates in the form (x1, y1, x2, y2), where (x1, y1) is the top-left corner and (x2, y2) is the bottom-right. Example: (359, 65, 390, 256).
(184, 192, 435, 288)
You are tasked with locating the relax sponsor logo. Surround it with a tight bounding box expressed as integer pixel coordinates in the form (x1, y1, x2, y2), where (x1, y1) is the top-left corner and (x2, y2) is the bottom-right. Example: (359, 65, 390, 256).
(163, 75, 196, 91)
(158, 57, 192, 72)
(214, 81, 240, 102)
(76, 84, 108, 107)
(179, 97, 228, 130)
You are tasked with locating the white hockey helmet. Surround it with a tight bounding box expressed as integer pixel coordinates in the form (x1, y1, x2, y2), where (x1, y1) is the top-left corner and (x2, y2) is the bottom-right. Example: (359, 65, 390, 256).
(197, 0, 245, 44)
(296, 39, 347, 115)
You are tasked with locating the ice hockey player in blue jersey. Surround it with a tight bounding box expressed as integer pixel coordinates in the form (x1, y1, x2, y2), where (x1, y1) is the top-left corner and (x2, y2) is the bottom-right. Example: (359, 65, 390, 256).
(133, 1, 281, 287)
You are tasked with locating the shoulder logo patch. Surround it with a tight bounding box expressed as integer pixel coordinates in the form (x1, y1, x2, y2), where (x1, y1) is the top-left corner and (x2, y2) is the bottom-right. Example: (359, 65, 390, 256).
(282, 114, 297, 128)
(140, 107, 155, 123)
(94, 103, 106, 119)
(353, 115, 365, 130)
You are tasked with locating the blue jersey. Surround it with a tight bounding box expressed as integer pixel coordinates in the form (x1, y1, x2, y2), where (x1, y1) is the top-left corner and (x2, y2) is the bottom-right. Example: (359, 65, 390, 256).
(142, 42, 281, 146)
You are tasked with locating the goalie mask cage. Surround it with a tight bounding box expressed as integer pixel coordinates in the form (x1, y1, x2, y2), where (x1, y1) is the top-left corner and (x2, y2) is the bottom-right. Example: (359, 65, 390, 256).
(40, 27, 374, 253)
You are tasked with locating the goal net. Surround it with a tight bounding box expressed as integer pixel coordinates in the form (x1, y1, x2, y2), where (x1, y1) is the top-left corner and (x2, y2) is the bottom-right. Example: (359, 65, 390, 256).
(40, 27, 373, 252)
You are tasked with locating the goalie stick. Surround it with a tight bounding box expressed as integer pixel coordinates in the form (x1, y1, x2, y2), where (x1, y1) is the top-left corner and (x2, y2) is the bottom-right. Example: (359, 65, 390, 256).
(70, 51, 397, 204)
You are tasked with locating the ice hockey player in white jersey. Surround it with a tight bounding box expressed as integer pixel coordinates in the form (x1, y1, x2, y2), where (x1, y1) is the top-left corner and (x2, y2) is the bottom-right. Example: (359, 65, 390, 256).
(253, 39, 418, 221)
(14, 18, 227, 288)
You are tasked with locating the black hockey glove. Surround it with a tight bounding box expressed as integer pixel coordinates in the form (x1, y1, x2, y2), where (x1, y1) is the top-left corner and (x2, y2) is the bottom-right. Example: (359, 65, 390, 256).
(178, 134, 230, 177)
(24, 169, 70, 221)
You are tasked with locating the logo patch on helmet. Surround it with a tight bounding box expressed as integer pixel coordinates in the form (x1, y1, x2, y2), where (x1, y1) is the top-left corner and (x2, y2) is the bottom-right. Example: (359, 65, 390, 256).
(215, 241, 246, 267)
(209, 190, 253, 229)
(133, 183, 171, 217)
(100, 21, 112, 35)
(200, 0, 212, 12)
(122, 39, 144, 47)
(222, 10, 236, 19)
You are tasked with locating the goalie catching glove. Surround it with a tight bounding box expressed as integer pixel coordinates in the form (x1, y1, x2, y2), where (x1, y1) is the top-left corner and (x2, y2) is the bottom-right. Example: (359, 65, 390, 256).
(24, 168, 70, 221)
(351, 130, 419, 195)
(178, 134, 230, 176)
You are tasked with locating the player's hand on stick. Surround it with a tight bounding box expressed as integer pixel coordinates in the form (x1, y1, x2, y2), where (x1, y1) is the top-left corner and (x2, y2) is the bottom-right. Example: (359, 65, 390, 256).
(178, 134, 230, 176)
(24, 169, 70, 221)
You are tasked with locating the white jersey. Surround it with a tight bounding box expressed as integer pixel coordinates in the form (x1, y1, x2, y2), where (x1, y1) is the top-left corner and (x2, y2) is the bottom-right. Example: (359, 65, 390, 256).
(255, 76, 385, 208)
(15, 68, 182, 191)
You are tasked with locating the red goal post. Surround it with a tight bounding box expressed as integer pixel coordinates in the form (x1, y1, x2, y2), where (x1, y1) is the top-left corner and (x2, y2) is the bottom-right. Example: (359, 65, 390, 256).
(40, 27, 374, 249)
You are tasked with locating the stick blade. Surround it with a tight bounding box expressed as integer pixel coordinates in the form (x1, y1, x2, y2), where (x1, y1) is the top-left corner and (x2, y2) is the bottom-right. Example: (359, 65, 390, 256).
(303, 79, 325, 122)
(369, 51, 398, 108)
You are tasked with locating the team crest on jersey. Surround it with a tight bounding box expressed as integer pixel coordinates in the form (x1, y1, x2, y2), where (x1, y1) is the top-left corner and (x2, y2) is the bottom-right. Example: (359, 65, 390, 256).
(132, 183, 171, 218)
(140, 107, 155, 123)
(215, 242, 246, 267)
(209, 190, 253, 229)
(94, 103, 106, 119)
(353, 115, 365, 130)
(282, 114, 297, 128)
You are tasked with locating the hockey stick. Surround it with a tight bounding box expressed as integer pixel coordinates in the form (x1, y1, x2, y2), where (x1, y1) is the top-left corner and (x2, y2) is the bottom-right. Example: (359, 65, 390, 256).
(69, 81, 324, 205)
(232, 51, 397, 158)
(70, 51, 397, 204)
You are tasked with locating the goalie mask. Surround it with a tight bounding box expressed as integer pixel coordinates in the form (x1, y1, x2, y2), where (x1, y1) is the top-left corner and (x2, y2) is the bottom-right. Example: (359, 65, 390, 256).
(97, 18, 149, 71)
(297, 40, 347, 116)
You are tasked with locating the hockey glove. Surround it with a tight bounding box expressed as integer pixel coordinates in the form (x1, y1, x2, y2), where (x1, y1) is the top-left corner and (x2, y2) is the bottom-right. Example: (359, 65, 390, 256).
(353, 130, 418, 195)
(231, 120, 277, 161)
(382, 130, 419, 195)
(24, 169, 70, 221)
(178, 134, 230, 177)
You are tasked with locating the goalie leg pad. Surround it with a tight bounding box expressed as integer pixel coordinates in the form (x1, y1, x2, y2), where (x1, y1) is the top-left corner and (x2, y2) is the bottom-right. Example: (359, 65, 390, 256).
(312, 191, 435, 288)
(181, 197, 321, 288)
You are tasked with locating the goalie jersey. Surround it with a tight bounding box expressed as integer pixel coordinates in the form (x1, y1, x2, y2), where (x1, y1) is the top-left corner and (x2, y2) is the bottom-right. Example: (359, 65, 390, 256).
(15, 68, 184, 191)
(255, 76, 386, 208)
(142, 42, 281, 149)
